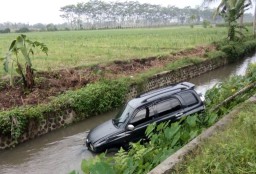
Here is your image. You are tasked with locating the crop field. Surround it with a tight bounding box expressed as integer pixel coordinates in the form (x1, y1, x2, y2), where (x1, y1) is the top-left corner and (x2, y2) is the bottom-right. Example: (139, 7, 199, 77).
(0, 26, 229, 75)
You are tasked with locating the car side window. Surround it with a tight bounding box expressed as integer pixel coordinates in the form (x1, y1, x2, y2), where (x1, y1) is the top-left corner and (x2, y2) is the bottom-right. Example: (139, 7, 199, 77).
(155, 98, 182, 117)
(130, 105, 154, 126)
(179, 91, 198, 107)
(131, 109, 146, 124)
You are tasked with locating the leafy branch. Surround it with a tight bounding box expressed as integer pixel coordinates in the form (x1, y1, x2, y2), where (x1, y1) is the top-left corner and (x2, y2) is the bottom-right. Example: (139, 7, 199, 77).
(3, 34, 48, 88)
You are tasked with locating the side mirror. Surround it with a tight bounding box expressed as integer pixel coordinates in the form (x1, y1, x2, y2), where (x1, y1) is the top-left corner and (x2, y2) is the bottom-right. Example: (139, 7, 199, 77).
(199, 93, 205, 103)
(127, 124, 134, 131)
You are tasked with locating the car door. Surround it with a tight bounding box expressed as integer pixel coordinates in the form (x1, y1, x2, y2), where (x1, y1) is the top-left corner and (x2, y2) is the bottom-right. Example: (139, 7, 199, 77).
(124, 104, 155, 143)
(152, 97, 184, 124)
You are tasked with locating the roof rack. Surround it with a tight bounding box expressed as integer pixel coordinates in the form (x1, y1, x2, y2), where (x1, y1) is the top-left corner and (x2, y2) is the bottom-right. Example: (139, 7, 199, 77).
(137, 85, 175, 98)
(137, 82, 194, 99)
(180, 82, 195, 89)
(142, 89, 182, 103)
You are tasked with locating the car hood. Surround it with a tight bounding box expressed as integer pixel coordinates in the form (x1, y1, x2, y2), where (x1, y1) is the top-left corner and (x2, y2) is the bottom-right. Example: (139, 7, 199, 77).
(87, 120, 119, 144)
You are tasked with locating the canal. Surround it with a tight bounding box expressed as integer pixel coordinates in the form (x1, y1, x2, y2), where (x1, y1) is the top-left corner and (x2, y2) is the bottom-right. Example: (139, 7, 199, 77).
(0, 53, 256, 174)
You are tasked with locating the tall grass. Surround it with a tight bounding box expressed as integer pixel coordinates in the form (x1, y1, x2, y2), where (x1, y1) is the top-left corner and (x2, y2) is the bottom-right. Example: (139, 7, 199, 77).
(175, 101, 256, 174)
(0, 26, 229, 76)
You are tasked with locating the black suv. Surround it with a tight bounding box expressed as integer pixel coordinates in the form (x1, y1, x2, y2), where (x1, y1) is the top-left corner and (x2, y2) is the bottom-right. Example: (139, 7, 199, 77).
(86, 82, 205, 153)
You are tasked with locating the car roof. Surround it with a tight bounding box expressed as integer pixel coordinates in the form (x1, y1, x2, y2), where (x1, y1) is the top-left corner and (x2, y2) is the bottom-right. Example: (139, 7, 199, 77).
(128, 82, 195, 108)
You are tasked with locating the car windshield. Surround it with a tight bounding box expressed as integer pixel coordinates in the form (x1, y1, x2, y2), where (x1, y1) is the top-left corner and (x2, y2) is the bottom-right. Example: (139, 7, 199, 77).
(113, 104, 134, 127)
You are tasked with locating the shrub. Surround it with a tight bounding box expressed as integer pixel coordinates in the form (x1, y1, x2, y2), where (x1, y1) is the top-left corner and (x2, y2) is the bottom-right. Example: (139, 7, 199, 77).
(205, 50, 227, 59)
(75, 63, 256, 174)
(220, 42, 246, 61)
(215, 37, 256, 62)
(46, 24, 58, 31)
(0, 28, 11, 33)
(0, 79, 128, 140)
(202, 20, 210, 28)
(69, 79, 128, 116)
(16, 27, 30, 33)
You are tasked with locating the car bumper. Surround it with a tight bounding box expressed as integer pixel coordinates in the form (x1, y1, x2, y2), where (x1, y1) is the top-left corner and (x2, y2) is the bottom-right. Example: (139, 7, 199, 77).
(86, 139, 104, 153)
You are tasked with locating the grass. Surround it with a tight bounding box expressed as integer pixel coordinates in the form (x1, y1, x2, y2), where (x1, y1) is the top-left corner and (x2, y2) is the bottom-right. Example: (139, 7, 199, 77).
(174, 99, 256, 174)
(128, 56, 205, 85)
(0, 26, 229, 76)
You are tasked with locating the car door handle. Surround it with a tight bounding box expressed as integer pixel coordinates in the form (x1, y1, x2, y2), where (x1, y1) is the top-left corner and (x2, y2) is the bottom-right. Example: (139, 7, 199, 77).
(175, 113, 183, 118)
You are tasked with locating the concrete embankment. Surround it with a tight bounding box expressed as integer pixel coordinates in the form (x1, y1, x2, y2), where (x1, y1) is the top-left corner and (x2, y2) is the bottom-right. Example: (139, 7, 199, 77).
(0, 56, 229, 150)
(148, 94, 256, 174)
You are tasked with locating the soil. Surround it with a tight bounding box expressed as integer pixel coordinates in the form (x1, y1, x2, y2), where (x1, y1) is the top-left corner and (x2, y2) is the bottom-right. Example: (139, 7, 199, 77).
(0, 45, 215, 111)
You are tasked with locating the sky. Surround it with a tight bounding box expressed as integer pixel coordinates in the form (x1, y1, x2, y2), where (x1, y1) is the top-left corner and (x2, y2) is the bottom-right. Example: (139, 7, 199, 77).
(0, 0, 252, 25)
(0, 0, 207, 24)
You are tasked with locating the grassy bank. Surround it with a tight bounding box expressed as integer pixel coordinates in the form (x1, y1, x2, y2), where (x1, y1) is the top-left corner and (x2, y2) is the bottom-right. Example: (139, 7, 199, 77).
(0, 37, 256, 149)
(0, 27, 228, 75)
(174, 99, 256, 174)
(70, 63, 256, 174)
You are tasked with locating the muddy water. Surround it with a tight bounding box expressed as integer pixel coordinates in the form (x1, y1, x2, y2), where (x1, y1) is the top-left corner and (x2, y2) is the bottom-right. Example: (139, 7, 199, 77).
(0, 112, 117, 174)
(191, 53, 256, 94)
(0, 53, 256, 174)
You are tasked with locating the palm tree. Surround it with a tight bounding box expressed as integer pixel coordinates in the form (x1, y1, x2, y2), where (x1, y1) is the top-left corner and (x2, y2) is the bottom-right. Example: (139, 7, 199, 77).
(254, 0, 256, 37)
(203, 0, 252, 41)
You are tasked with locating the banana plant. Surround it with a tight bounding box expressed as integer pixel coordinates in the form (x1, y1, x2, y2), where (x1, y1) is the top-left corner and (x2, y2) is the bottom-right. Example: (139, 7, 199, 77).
(218, 0, 252, 41)
(3, 34, 48, 88)
(203, 0, 252, 41)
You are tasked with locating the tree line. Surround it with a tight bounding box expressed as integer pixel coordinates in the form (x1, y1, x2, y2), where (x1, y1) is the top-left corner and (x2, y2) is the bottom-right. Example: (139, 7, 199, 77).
(0, 0, 254, 32)
(59, 0, 226, 29)
(59, 0, 254, 30)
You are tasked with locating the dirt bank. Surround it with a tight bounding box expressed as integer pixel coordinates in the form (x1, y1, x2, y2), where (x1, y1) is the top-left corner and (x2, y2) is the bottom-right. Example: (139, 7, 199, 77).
(0, 45, 215, 110)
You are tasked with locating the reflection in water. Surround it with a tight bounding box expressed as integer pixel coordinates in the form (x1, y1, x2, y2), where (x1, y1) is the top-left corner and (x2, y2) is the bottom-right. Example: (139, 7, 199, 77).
(191, 53, 256, 94)
(0, 53, 255, 174)
(0, 111, 116, 174)
(0, 133, 92, 174)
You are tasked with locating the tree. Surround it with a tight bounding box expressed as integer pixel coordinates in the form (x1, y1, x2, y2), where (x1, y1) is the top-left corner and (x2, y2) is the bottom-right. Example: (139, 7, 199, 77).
(0, 28, 10, 33)
(4, 34, 48, 88)
(203, 0, 252, 41)
(59, 1, 219, 29)
(46, 23, 58, 31)
(16, 27, 30, 33)
(190, 14, 197, 28)
(254, 0, 256, 37)
(238, 0, 252, 32)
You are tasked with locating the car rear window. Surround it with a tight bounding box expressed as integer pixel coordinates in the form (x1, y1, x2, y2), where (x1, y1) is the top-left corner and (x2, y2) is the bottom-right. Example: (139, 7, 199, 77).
(179, 91, 198, 107)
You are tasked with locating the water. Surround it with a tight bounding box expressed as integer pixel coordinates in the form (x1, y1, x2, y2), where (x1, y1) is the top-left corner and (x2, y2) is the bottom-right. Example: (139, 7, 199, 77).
(191, 53, 256, 94)
(0, 112, 116, 174)
(0, 53, 255, 174)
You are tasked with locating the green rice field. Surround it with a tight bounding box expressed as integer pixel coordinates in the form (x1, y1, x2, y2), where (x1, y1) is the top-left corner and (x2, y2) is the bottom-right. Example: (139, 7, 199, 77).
(0, 26, 228, 75)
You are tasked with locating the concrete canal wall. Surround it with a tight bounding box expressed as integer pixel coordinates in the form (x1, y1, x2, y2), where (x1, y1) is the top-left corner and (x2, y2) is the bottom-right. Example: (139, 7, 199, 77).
(0, 56, 229, 150)
(127, 57, 227, 99)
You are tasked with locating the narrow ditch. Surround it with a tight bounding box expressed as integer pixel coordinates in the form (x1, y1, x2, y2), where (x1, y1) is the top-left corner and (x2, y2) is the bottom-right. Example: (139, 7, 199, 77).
(0, 53, 255, 174)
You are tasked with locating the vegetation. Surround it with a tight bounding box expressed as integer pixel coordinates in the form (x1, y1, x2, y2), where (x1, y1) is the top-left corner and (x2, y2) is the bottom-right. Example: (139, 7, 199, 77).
(202, 20, 211, 28)
(0, 79, 128, 141)
(16, 27, 30, 33)
(218, 38, 256, 61)
(219, 0, 252, 40)
(0, 0, 255, 171)
(69, 62, 256, 174)
(0, 1, 254, 32)
(0, 28, 10, 33)
(3, 34, 48, 88)
(61, 2, 220, 30)
(204, 0, 253, 41)
(175, 101, 256, 174)
(0, 27, 231, 76)
(0, 33, 255, 144)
